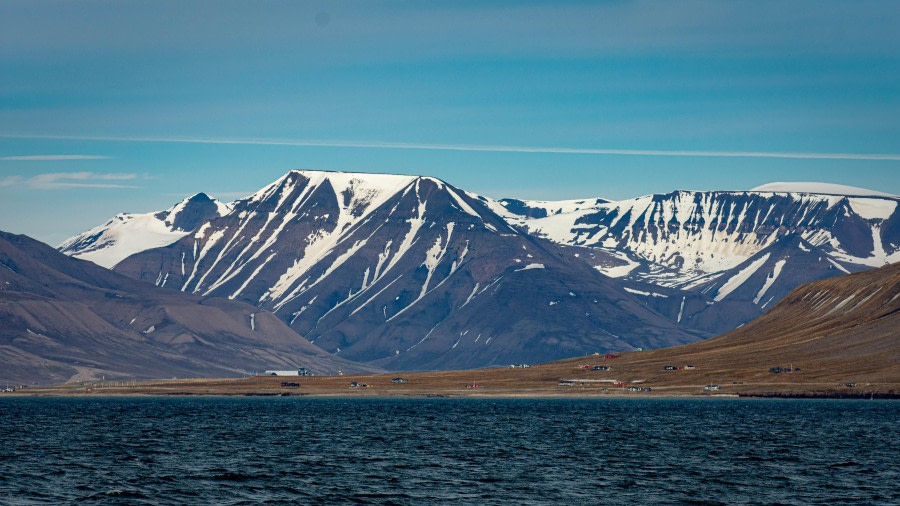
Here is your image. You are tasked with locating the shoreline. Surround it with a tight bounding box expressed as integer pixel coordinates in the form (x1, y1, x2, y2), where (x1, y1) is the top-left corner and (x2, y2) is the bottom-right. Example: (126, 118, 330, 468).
(5, 352, 897, 401)
(5, 385, 897, 401)
(4, 393, 898, 400)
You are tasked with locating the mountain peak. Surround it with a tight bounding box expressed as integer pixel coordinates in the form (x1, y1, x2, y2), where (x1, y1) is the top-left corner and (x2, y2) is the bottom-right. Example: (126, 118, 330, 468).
(245, 169, 420, 207)
(186, 192, 214, 202)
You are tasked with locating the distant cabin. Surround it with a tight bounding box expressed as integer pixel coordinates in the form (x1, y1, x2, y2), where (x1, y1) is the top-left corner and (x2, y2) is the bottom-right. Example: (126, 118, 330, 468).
(263, 368, 315, 376)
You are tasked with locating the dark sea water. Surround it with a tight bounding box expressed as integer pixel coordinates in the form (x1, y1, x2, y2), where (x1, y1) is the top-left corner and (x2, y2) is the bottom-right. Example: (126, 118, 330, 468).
(0, 398, 897, 505)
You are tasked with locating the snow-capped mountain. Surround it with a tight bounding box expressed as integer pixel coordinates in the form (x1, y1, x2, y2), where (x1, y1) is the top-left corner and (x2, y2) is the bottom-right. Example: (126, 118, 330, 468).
(504, 186, 900, 333)
(59, 171, 898, 367)
(59, 193, 231, 268)
(751, 182, 897, 198)
(105, 170, 703, 370)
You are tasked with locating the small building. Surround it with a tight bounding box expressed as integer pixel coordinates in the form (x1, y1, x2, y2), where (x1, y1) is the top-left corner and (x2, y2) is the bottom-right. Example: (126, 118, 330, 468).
(704, 384, 720, 391)
(263, 368, 315, 377)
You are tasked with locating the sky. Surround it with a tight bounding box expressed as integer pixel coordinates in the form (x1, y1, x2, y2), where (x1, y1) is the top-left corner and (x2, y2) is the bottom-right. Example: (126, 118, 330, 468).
(1, 0, 899, 246)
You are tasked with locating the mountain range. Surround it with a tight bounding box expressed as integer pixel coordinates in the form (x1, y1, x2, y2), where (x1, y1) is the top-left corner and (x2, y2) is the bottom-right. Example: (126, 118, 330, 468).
(50, 171, 900, 375)
(61, 171, 702, 371)
(494, 183, 898, 333)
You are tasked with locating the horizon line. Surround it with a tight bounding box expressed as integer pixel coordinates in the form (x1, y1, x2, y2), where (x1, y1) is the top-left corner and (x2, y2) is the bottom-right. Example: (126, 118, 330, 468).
(2, 133, 900, 161)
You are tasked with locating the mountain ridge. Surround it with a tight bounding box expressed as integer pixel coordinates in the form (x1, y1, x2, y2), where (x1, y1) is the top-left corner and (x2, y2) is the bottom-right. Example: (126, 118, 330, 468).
(56, 171, 899, 369)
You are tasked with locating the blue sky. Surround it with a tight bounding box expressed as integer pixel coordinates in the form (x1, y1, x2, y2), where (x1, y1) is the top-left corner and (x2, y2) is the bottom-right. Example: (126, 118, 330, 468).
(1, 0, 899, 245)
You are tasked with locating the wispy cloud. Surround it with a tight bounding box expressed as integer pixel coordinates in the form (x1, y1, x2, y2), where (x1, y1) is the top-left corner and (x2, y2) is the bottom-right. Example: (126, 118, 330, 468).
(1, 133, 898, 161)
(0, 155, 111, 161)
(0, 171, 139, 190)
(0, 176, 21, 187)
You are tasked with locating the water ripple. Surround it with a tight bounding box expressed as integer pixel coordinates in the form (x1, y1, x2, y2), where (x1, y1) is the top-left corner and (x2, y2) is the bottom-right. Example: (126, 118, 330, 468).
(0, 398, 897, 504)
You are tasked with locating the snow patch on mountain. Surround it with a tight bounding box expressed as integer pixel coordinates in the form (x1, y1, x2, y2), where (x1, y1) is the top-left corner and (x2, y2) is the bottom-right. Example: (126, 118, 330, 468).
(59, 193, 230, 268)
(595, 252, 640, 278)
(751, 182, 896, 198)
(714, 253, 770, 302)
(624, 287, 668, 298)
(754, 258, 787, 304)
(59, 213, 193, 269)
(847, 198, 897, 220)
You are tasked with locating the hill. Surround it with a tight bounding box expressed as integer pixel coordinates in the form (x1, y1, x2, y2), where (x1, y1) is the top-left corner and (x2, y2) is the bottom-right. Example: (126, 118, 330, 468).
(0, 230, 373, 385)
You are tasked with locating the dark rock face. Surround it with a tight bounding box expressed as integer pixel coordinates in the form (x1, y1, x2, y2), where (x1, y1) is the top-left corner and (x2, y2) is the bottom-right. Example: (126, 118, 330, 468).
(114, 171, 704, 370)
(499, 198, 549, 218)
(0, 231, 373, 385)
(497, 197, 609, 219)
(158, 192, 223, 232)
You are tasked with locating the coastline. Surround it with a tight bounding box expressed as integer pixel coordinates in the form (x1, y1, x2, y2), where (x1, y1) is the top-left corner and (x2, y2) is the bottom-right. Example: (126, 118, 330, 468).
(4, 374, 897, 400)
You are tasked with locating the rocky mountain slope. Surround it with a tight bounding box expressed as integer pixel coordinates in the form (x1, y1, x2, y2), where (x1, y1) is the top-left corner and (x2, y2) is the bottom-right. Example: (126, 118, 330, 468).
(498, 186, 899, 333)
(615, 260, 900, 388)
(96, 170, 704, 370)
(0, 230, 372, 385)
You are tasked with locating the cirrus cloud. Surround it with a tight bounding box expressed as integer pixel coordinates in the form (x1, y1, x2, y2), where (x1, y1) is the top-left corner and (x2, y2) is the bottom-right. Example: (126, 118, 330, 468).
(0, 155, 111, 161)
(1, 134, 898, 161)
(0, 172, 139, 190)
